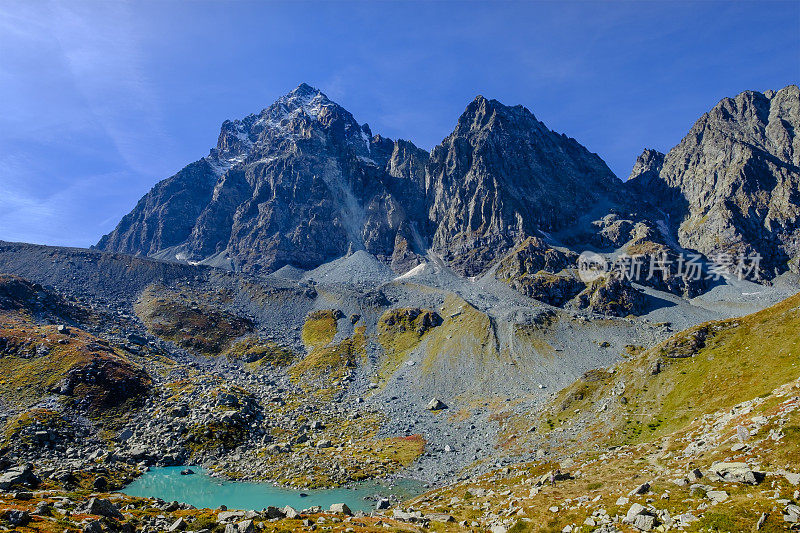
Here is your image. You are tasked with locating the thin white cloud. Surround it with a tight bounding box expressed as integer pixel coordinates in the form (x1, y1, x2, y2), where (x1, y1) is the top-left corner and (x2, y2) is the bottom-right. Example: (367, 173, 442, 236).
(47, 1, 174, 177)
(0, 1, 175, 247)
(0, 165, 141, 247)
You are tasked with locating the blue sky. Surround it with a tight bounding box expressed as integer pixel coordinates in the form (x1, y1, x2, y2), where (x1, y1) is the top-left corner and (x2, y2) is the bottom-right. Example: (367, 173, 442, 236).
(1, 1, 798, 247)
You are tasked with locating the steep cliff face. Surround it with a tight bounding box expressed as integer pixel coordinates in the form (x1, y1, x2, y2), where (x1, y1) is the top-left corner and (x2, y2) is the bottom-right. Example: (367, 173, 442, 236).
(98, 84, 429, 274)
(625, 148, 666, 199)
(634, 85, 800, 278)
(99, 84, 800, 284)
(424, 96, 622, 276)
(96, 159, 220, 257)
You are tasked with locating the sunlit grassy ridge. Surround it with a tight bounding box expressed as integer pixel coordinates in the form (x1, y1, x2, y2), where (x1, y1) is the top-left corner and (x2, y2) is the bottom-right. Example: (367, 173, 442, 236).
(421, 294, 499, 374)
(292, 310, 365, 386)
(299, 309, 339, 350)
(376, 307, 441, 380)
(525, 291, 800, 448)
(225, 336, 296, 367)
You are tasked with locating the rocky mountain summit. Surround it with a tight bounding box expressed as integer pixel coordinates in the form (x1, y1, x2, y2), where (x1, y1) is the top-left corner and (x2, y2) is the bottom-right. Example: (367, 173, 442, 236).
(426, 96, 622, 276)
(97, 85, 624, 279)
(97, 84, 429, 274)
(98, 84, 800, 287)
(629, 85, 800, 279)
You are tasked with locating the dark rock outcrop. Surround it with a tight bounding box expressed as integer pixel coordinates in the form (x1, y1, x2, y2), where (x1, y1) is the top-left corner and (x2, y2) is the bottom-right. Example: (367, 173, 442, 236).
(574, 275, 645, 317)
(589, 215, 710, 297)
(626, 148, 666, 197)
(494, 238, 582, 306)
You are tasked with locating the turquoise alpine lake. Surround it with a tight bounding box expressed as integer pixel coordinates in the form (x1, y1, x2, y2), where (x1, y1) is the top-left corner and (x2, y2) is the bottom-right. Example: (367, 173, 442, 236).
(122, 467, 424, 512)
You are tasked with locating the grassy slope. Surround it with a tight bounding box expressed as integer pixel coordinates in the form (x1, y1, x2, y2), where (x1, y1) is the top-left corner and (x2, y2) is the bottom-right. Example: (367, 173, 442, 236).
(376, 308, 440, 381)
(225, 336, 296, 368)
(521, 291, 800, 448)
(291, 310, 365, 387)
(398, 291, 800, 533)
(134, 284, 251, 356)
(0, 314, 150, 414)
(420, 294, 503, 381)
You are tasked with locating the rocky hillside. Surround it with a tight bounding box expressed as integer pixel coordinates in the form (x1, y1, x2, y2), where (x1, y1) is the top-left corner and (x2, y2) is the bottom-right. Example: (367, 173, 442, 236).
(426, 96, 621, 276)
(0, 272, 796, 532)
(390, 290, 800, 532)
(0, 276, 151, 421)
(629, 85, 800, 280)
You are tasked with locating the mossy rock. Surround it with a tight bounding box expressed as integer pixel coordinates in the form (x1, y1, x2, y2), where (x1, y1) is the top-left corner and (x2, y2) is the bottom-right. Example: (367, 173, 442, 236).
(301, 310, 341, 351)
(291, 326, 366, 386)
(226, 337, 295, 366)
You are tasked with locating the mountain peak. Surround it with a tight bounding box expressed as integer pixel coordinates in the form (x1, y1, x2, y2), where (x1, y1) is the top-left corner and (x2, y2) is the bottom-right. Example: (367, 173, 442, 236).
(428, 94, 620, 275)
(466, 94, 507, 113)
(452, 94, 539, 139)
(270, 83, 331, 115)
(626, 147, 665, 186)
(292, 82, 320, 96)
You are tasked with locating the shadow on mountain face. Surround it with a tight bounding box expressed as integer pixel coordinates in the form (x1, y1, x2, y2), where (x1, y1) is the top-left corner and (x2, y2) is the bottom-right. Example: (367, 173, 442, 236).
(639, 292, 679, 314)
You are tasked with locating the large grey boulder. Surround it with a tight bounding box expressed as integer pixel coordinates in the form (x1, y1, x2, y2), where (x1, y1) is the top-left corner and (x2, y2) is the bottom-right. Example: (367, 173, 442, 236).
(624, 503, 658, 530)
(84, 497, 123, 520)
(427, 398, 448, 411)
(168, 517, 187, 531)
(237, 519, 255, 533)
(0, 464, 38, 491)
(329, 503, 352, 516)
(281, 505, 299, 519)
(707, 462, 761, 484)
(706, 490, 729, 503)
(633, 513, 656, 531)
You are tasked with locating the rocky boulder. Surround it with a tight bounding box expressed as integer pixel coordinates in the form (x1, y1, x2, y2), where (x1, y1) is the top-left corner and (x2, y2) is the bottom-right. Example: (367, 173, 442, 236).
(0, 464, 39, 491)
(83, 497, 123, 520)
(707, 462, 763, 484)
(495, 237, 583, 305)
(573, 275, 645, 317)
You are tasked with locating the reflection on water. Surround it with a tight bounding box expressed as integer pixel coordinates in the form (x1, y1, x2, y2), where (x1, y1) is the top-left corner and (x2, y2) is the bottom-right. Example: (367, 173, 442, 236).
(122, 467, 423, 512)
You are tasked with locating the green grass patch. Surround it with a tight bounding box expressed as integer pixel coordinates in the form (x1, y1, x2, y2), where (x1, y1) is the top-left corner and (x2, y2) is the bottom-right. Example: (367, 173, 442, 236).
(300, 310, 340, 351)
(291, 325, 366, 386)
(226, 337, 295, 367)
(376, 308, 441, 380)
